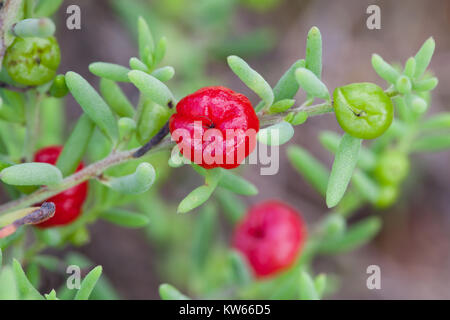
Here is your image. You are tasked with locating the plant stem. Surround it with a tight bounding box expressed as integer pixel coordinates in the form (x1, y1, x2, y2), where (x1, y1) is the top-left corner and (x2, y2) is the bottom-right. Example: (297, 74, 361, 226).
(260, 101, 333, 126)
(0, 136, 173, 215)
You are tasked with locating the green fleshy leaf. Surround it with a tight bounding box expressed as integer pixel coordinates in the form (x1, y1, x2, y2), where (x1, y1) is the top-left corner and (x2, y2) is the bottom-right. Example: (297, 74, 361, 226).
(268, 99, 295, 114)
(192, 204, 217, 270)
(352, 170, 379, 204)
(33, 255, 61, 272)
(411, 134, 450, 152)
(407, 94, 428, 114)
(138, 17, 155, 66)
(168, 150, 187, 168)
(106, 162, 156, 194)
(403, 57, 416, 78)
(12, 18, 55, 38)
(413, 77, 438, 92)
(74, 266, 103, 300)
(257, 121, 294, 146)
(56, 114, 95, 176)
(314, 274, 327, 299)
(153, 37, 167, 66)
(305, 26, 322, 79)
(215, 189, 246, 224)
(177, 169, 222, 213)
(38, 97, 64, 147)
(287, 111, 308, 126)
(295, 68, 329, 100)
(319, 131, 376, 171)
(66, 72, 119, 145)
(26, 262, 41, 289)
(101, 209, 149, 228)
(371, 54, 400, 84)
(1, 163, 63, 186)
(320, 214, 346, 239)
(136, 99, 171, 144)
(35, 0, 64, 17)
(0, 97, 24, 123)
(421, 113, 450, 131)
(151, 66, 175, 82)
(395, 75, 412, 94)
(255, 59, 305, 112)
(227, 55, 274, 108)
(326, 134, 362, 208)
(218, 170, 258, 196)
(44, 289, 59, 300)
(100, 78, 135, 118)
(393, 96, 413, 123)
(177, 186, 214, 214)
(13, 259, 44, 300)
(414, 37, 435, 78)
(318, 217, 381, 254)
(128, 70, 175, 108)
(0, 267, 18, 299)
(129, 57, 149, 72)
(118, 117, 136, 141)
(229, 250, 253, 285)
(89, 62, 130, 82)
(287, 145, 329, 196)
(298, 271, 319, 300)
(159, 284, 190, 300)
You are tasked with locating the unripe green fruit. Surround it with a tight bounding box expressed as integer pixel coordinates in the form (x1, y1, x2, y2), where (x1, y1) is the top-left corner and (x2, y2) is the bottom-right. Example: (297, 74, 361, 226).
(4, 37, 61, 86)
(374, 150, 410, 185)
(333, 83, 394, 140)
(375, 185, 399, 209)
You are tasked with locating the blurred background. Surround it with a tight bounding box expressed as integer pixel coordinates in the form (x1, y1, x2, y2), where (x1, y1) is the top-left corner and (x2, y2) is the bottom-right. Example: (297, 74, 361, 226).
(46, 0, 450, 299)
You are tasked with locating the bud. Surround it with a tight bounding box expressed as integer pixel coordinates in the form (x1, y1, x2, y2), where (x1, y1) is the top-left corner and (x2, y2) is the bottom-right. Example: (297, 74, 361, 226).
(375, 185, 399, 209)
(374, 150, 410, 185)
(49, 74, 68, 98)
(4, 37, 60, 86)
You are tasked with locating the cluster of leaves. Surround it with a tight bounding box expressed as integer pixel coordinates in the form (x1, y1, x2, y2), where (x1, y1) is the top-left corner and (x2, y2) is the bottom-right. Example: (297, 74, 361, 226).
(0, 0, 445, 301)
(155, 29, 443, 300)
(111, 0, 281, 96)
(0, 247, 106, 300)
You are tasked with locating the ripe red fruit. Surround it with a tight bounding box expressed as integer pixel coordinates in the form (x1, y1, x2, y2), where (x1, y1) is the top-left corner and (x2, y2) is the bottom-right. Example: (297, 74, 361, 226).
(232, 200, 307, 277)
(33, 146, 88, 228)
(169, 86, 259, 169)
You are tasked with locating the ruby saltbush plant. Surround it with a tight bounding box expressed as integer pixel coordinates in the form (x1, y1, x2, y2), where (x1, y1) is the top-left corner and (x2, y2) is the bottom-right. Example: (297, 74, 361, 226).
(0, 0, 445, 300)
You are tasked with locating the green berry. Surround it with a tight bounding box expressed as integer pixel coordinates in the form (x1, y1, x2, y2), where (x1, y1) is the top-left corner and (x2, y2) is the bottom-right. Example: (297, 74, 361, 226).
(333, 82, 394, 140)
(4, 37, 61, 86)
(375, 185, 399, 209)
(374, 150, 410, 185)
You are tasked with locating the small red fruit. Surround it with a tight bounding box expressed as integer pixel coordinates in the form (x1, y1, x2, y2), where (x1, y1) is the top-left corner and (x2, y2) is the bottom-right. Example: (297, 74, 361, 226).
(169, 86, 259, 169)
(232, 200, 307, 277)
(33, 146, 88, 228)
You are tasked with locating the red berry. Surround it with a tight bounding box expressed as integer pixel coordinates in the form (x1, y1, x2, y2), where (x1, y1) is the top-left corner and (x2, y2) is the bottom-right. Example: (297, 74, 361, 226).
(33, 146, 88, 228)
(232, 200, 307, 277)
(169, 86, 259, 169)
